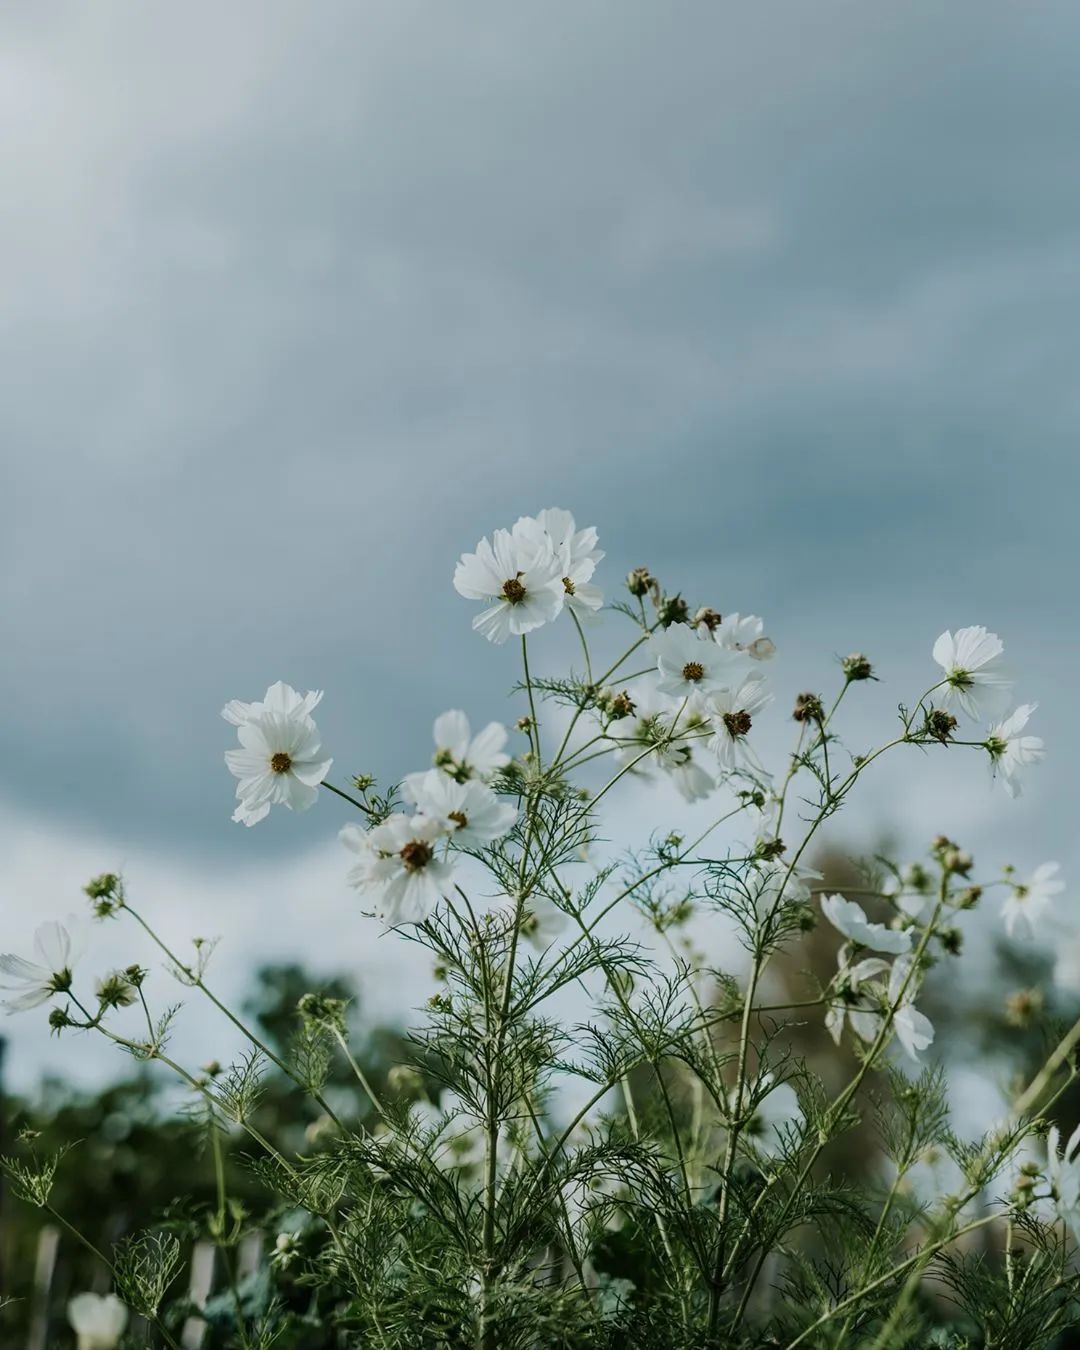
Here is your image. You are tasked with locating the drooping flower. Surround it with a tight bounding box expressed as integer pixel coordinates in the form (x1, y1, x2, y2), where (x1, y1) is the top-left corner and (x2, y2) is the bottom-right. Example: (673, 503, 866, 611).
(986, 704, 1045, 798)
(825, 954, 891, 1046)
(821, 895, 912, 955)
(0, 920, 86, 1014)
(402, 770, 517, 849)
(512, 508, 604, 617)
(886, 957, 935, 1062)
(735, 1072, 804, 1159)
(224, 689, 333, 826)
(706, 676, 772, 772)
(932, 626, 1012, 720)
(1046, 1123, 1080, 1235)
(68, 1293, 129, 1350)
(341, 814, 454, 924)
(453, 528, 565, 643)
(650, 623, 749, 701)
(715, 612, 775, 661)
(1002, 862, 1064, 940)
(412, 710, 510, 786)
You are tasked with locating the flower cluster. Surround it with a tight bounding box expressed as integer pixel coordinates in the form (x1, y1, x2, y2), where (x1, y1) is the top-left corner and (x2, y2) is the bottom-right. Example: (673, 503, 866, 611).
(5, 505, 1076, 1350)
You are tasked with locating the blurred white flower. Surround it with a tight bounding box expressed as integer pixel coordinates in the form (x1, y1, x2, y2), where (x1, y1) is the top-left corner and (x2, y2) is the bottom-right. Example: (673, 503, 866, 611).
(932, 626, 1011, 720)
(223, 683, 332, 826)
(1003, 862, 1063, 940)
(342, 814, 455, 924)
(403, 770, 517, 849)
(419, 709, 510, 784)
(1055, 936, 1080, 993)
(513, 508, 604, 617)
(706, 676, 772, 772)
(1047, 1123, 1080, 1235)
(0, 919, 86, 1013)
(821, 895, 912, 955)
(649, 623, 749, 702)
(68, 1292, 128, 1350)
(986, 704, 1044, 798)
(519, 895, 569, 950)
(715, 612, 775, 661)
(453, 528, 565, 643)
(736, 1072, 804, 1158)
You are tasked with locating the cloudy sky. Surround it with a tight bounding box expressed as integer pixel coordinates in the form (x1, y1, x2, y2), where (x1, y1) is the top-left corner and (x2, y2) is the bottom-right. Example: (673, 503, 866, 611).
(2, 1, 1077, 1095)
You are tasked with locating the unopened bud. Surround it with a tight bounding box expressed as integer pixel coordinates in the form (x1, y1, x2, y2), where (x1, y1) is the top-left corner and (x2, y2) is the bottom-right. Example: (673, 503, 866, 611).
(625, 567, 655, 599)
(656, 593, 689, 627)
(692, 607, 722, 632)
(793, 692, 824, 723)
(842, 653, 874, 682)
(927, 709, 958, 743)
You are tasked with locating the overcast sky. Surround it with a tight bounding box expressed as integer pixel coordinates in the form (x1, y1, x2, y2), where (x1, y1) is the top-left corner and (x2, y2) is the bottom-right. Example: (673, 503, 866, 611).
(2, 1, 1078, 1096)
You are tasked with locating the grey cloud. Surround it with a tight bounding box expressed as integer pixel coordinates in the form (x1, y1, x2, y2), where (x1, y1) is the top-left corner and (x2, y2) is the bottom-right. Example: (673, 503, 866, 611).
(2, 0, 1078, 855)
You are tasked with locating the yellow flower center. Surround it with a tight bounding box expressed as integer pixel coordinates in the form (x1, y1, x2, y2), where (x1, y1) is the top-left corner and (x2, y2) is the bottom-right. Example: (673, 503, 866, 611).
(682, 661, 705, 682)
(270, 752, 293, 774)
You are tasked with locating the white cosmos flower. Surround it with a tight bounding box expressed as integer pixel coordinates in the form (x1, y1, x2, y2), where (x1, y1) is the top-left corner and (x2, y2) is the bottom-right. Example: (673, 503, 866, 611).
(1047, 1123, 1080, 1235)
(735, 1072, 804, 1159)
(749, 860, 821, 926)
(341, 814, 455, 924)
(1003, 861, 1064, 940)
(886, 957, 935, 1062)
(518, 895, 569, 950)
(420, 709, 510, 784)
(0, 918, 86, 1013)
(224, 692, 333, 826)
(402, 770, 517, 849)
(68, 1292, 129, 1350)
(512, 508, 604, 618)
(650, 623, 749, 701)
(986, 703, 1044, 798)
(932, 626, 1012, 720)
(453, 528, 565, 644)
(825, 955, 891, 1046)
(821, 895, 912, 955)
(221, 680, 324, 727)
(705, 676, 772, 772)
(715, 612, 775, 661)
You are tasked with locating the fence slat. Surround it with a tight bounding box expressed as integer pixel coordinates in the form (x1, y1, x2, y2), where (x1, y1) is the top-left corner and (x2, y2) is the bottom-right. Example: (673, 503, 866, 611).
(180, 1240, 216, 1349)
(26, 1225, 60, 1350)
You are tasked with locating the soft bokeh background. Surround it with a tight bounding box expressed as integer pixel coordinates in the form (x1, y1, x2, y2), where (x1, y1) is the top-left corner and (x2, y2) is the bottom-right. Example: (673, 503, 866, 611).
(2, 1, 1077, 1101)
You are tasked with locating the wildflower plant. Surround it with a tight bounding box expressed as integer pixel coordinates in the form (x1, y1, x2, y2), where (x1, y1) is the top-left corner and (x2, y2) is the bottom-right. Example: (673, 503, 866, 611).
(3, 507, 1078, 1348)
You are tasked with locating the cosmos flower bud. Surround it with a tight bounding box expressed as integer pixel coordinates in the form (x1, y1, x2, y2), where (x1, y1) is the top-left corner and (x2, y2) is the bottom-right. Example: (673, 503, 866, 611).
(84, 873, 124, 918)
(942, 848, 973, 876)
(692, 607, 723, 631)
(297, 992, 349, 1033)
(49, 1006, 74, 1033)
(842, 653, 874, 681)
(926, 709, 958, 742)
(388, 1065, 424, 1096)
(656, 593, 689, 627)
(625, 566, 655, 598)
(792, 692, 824, 723)
(95, 971, 140, 1009)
